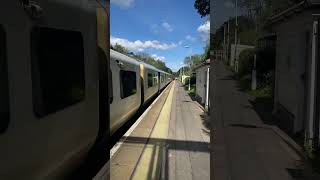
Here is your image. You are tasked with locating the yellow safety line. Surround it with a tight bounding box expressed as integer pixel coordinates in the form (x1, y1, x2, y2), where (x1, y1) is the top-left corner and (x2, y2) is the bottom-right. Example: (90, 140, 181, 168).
(131, 81, 175, 180)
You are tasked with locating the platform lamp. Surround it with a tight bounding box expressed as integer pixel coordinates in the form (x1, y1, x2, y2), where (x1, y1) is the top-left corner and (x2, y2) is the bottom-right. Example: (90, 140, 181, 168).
(184, 45, 192, 90)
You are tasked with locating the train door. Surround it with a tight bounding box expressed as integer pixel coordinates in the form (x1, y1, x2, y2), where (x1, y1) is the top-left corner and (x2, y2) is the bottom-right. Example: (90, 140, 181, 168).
(158, 72, 161, 93)
(0, 1, 104, 179)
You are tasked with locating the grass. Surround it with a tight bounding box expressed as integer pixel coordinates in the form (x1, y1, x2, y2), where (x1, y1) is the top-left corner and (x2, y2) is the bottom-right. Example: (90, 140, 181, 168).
(184, 83, 196, 97)
(235, 73, 272, 99)
(311, 152, 320, 174)
(248, 85, 272, 98)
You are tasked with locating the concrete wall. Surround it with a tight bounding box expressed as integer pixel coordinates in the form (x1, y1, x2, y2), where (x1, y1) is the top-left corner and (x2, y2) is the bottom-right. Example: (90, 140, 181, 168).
(273, 10, 313, 133)
(196, 65, 209, 105)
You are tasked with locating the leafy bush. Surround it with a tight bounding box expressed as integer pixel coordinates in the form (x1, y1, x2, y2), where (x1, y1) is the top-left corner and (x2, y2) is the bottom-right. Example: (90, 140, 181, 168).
(237, 49, 255, 77)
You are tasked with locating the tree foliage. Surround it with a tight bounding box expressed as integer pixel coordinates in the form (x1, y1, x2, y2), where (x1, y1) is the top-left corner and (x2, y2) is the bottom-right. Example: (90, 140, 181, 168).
(239, 0, 301, 26)
(212, 16, 256, 50)
(194, 0, 210, 18)
(178, 44, 210, 76)
(133, 52, 173, 74)
(237, 48, 255, 76)
(184, 54, 203, 67)
(113, 43, 129, 54)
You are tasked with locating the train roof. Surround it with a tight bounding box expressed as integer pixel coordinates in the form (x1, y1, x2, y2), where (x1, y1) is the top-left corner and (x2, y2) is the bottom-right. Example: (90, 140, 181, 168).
(110, 49, 140, 66)
(140, 61, 159, 72)
(110, 49, 172, 75)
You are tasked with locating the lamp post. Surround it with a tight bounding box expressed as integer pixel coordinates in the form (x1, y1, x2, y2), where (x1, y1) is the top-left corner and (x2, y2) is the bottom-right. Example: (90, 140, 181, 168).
(234, 0, 238, 72)
(184, 45, 192, 90)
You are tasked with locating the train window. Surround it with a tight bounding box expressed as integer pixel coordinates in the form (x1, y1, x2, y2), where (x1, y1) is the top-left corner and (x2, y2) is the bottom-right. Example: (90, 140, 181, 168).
(148, 73, 153, 87)
(31, 27, 85, 117)
(0, 26, 9, 134)
(120, 70, 136, 98)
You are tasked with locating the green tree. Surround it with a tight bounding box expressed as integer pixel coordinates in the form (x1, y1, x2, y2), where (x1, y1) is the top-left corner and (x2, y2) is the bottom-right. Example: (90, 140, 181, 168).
(202, 44, 210, 60)
(184, 54, 203, 67)
(133, 52, 173, 73)
(194, 0, 210, 18)
(212, 16, 256, 50)
(113, 43, 129, 54)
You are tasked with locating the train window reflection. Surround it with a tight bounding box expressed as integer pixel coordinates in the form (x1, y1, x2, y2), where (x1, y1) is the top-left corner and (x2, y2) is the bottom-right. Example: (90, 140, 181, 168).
(0, 26, 9, 134)
(31, 27, 85, 117)
(120, 70, 136, 99)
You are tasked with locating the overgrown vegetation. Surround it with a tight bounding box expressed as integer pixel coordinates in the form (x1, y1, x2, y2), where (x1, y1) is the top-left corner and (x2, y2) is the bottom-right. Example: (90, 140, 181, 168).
(237, 49, 255, 77)
(184, 83, 196, 97)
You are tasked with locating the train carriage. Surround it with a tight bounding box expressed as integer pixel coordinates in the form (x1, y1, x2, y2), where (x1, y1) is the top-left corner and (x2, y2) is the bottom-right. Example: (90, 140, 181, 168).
(110, 50, 141, 134)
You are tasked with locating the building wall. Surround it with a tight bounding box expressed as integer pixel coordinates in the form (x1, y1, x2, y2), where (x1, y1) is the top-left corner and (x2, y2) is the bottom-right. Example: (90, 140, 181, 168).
(273, 10, 313, 133)
(196, 65, 209, 105)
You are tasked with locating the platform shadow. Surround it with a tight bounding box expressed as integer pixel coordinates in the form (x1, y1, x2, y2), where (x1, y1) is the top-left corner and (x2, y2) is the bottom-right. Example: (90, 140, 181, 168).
(119, 136, 210, 180)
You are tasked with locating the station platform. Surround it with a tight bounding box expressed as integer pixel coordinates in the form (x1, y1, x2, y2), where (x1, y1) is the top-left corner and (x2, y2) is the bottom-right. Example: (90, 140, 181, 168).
(95, 80, 210, 180)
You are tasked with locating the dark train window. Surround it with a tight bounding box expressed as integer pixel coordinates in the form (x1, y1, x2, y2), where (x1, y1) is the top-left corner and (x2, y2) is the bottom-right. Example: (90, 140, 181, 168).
(120, 70, 136, 99)
(148, 73, 153, 87)
(0, 26, 9, 134)
(31, 27, 85, 117)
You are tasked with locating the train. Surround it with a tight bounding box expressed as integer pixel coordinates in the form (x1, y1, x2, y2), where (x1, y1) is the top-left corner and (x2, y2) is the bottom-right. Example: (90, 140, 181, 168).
(0, 0, 172, 179)
(110, 49, 172, 134)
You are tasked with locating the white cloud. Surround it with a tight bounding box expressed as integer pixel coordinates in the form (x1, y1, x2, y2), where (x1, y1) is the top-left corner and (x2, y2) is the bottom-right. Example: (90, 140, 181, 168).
(151, 54, 165, 62)
(186, 35, 196, 42)
(111, 0, 134, 8)
(224, 1, 235, 8)
(197, 21, 210, 42)
(178, 40, 184, 45)
(162, 22, 173, 32)
(111, 36, 177, 52)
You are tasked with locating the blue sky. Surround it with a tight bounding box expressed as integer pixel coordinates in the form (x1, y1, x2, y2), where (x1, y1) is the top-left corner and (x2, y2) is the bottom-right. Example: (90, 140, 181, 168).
(110, 0, 210, 72)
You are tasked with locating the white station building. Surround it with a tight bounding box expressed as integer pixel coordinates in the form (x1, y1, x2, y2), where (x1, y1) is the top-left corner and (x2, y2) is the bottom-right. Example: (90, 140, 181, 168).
(194, 59, 210, 110)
